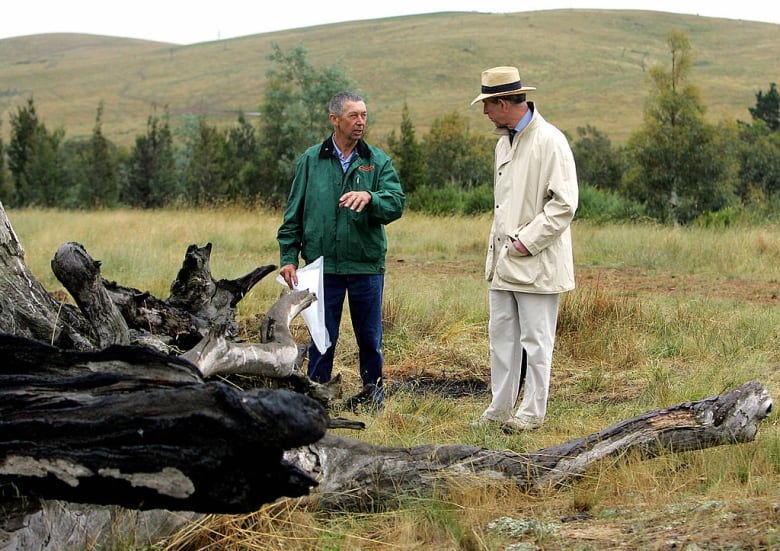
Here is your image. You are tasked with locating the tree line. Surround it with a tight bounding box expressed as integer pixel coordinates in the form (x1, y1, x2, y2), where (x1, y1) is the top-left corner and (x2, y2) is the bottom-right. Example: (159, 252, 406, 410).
(1, 34, 778, 225)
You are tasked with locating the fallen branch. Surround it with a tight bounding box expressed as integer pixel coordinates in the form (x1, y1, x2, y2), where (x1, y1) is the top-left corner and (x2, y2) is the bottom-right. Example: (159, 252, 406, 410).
(284, 380, 774, 511)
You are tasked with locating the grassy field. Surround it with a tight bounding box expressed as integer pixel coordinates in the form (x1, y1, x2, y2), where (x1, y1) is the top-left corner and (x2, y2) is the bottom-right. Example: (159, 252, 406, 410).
(1, 10, 779, 147)
(6, 206, 780, 549)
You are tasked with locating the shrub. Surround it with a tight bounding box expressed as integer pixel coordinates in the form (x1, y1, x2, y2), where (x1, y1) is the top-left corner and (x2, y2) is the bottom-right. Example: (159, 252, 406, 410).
(406, 184, 464, 215)
(576, 184, 646, 223)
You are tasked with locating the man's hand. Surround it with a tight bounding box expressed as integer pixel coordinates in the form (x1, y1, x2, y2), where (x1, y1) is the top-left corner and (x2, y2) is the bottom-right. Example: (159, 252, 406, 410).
(339, 191, 372, 212)
(279, 264, 298, 289)
(511, 238, 531, 256)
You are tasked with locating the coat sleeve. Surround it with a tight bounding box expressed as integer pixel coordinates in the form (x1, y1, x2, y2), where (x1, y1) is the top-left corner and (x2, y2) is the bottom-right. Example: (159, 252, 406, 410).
(367, 155, 405, 225)
(517, 134, 578, 256)
(276, 156, 307, 268)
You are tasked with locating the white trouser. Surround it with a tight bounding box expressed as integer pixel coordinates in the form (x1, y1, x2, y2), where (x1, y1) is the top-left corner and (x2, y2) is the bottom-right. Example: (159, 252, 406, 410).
(483, 289, 560, 422)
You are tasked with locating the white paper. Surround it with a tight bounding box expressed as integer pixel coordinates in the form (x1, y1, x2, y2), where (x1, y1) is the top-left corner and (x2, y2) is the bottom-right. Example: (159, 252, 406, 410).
(276, 256, 331, 354)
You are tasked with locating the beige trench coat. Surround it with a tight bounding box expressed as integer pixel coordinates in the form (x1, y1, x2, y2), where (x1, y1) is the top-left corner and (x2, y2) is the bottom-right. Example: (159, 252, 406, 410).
(485, 104, 579, 294)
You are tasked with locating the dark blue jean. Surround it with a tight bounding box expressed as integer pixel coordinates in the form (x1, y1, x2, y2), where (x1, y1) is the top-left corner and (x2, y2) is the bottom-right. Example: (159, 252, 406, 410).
(307, 274, 384, 400)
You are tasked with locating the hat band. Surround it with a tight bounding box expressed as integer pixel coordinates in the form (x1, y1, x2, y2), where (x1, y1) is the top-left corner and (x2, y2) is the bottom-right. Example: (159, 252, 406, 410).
(481, 80, 524, 94)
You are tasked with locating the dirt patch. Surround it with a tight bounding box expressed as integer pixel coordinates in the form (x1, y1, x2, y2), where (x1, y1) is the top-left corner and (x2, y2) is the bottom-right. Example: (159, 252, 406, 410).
(389, 257, 779, 304)
(576, 266, 779, 304)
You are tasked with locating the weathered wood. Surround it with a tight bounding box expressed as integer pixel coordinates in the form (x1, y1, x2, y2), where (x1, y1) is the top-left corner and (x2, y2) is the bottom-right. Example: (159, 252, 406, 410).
(2, 204, 343, 403)
(2, 201, 277, 356)
(51, 241, 131, 348)
(166, 242, 277, 340)
(181, 289, 343, 405)
(0, 333, 328, 513)
(285, 380, 774, 511)
(50, 241, 277, 353)
(0, 204, 95, 349)
(183, 289, 314, 378)
(0, 202, 352, 517)
(0, 204, 347, 522)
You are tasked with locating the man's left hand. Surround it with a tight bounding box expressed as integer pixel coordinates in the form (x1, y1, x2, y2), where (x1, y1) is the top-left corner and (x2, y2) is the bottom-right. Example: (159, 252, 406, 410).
(512, 238, 531, 256)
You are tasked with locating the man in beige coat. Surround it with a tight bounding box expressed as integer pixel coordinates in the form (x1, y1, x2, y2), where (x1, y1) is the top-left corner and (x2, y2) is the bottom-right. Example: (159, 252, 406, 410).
(471, 66, 578, 432)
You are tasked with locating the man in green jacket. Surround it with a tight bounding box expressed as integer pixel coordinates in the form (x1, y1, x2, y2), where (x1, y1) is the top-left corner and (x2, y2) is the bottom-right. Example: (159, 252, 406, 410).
(277, 91, 405, 410)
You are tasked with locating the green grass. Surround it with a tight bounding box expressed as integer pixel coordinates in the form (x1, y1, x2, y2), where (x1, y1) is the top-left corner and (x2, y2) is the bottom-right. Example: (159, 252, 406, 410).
(6, 206, 780, 549)
(1, 10, 777, 148)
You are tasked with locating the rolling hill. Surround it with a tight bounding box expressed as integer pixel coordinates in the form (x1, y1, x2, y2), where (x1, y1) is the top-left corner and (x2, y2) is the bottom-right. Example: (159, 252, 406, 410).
(0, 9, 778, 147)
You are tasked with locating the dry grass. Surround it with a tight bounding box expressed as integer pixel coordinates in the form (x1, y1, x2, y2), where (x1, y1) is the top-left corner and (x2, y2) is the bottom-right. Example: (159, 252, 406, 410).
(6, 207, 780, 549)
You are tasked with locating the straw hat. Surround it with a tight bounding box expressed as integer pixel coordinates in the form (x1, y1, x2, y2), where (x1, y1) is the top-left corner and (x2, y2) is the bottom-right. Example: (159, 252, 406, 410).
(470, 66, 536, 105)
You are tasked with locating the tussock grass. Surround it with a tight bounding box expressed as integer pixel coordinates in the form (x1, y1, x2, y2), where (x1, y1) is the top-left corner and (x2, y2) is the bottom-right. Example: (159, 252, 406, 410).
(6, 207, 780, 549)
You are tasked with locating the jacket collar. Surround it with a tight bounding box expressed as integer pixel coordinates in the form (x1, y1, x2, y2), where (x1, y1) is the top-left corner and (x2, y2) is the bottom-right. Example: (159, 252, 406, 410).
(319, 134, 371, 161)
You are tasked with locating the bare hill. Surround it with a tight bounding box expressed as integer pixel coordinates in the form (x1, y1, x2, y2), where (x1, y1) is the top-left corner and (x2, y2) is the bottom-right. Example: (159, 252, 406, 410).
(0, 10, 778, 147)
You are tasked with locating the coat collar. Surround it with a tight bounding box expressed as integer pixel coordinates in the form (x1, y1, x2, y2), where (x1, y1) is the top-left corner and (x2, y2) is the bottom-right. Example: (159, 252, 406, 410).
(318, 134, 371, 160)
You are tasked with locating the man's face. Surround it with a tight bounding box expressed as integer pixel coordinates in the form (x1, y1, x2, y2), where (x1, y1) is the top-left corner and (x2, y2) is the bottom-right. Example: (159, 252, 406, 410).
(332, 100, 367, 143)
(482, 98, 509, 128)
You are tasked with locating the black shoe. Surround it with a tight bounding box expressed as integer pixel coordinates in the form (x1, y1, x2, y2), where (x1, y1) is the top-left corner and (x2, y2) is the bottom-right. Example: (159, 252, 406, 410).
(343, 383, 384, 413)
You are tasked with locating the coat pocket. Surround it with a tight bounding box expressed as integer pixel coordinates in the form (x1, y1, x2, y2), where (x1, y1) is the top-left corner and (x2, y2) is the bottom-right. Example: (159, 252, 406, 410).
(495, 244, 542, 285)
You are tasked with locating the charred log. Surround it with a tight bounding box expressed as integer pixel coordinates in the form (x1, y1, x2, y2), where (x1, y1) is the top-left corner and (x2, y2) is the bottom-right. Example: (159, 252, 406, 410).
(0, 334, 328, 514)
(166, 242, 277, 339)
(51, 241, 131, 348)
(2, 204, 342, 404)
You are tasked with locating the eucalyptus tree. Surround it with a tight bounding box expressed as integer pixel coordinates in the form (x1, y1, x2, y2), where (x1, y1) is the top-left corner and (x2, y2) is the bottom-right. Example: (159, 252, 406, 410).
(422, 109, 492, 190)
(255, 43, 355, 207)
(623, 31, 731, 225)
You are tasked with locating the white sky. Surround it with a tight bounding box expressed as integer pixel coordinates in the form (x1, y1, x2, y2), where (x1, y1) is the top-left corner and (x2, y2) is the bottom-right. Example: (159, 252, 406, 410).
(2, 1, 778, 44)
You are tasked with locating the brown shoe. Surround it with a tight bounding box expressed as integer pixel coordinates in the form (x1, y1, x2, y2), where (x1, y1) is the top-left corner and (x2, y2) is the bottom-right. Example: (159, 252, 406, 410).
(470, 414, 505, 428)
(501, 415, 543, 433)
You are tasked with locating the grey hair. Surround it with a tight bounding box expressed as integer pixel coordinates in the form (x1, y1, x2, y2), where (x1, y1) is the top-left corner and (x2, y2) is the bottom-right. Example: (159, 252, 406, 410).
(504, 93, 527, 104)
(488, 93, 527, 105)
(328, 92, 364, 116)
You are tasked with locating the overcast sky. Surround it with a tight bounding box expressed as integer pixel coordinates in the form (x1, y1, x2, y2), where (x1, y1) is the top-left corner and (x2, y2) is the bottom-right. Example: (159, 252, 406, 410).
(2, 1, 778, 44)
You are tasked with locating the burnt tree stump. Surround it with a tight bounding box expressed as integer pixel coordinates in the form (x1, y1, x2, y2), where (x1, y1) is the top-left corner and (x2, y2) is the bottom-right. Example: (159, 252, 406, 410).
(51, 240, 277, 353)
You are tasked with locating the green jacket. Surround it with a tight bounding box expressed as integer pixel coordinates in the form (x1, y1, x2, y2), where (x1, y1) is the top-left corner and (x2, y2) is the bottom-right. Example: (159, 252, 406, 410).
(277, 136, 405, 275)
